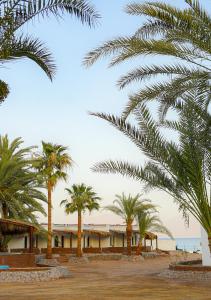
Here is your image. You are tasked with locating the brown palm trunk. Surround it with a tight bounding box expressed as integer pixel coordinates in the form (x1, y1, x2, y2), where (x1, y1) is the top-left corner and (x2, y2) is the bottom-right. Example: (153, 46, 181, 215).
(136, 238, 142, 255)
(2, 203, 8, 218)
(46, 181, 52, 259)
(77, 210, 82, 257)
(126, 222, 132, 256)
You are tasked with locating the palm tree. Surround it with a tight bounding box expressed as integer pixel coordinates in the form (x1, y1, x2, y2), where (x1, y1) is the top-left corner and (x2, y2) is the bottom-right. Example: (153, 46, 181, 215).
(0, 0, 99, 102)
(36, 142, 72, 259)
(91, 91, 211, 254)
(0, 135, 46, 220)
(84, 0, 211, 119)
(60, 183, 101, 257)
(0, 135, 47, 252)
(105, 193, 154, 256)
(136, 210, 173, 254)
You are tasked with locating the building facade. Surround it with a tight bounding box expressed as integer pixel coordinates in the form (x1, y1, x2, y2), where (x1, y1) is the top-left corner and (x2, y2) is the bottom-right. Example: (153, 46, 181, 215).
(7, 223, 176, 253)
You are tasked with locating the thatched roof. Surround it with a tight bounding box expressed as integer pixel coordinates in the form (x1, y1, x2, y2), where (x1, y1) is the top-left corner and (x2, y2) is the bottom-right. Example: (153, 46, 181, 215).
(110, 229, 157, 240)
(0, 218, 36, 235)
(53, 229, 110, 237)
(83, 229, 110, 237)
(53, 229, 78, 236)
(144, 231, 157, 240)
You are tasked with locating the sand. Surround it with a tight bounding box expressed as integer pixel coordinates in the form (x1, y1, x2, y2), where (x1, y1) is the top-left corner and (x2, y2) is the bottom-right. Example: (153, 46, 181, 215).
(0, 253, 210, 300)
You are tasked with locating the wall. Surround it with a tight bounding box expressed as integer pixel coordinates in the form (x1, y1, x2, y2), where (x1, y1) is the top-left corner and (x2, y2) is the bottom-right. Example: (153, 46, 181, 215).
(0, 253, 35, 267)
(201, 226, 211, 266)
(8, 235, 26, 250)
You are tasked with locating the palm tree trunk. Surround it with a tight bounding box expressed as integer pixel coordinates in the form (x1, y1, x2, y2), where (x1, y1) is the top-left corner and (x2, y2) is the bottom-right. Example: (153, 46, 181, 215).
(126, 222, 132, 256)
(2, 203, 8, 218)
(136, 238, 142, 255)
(77, 210, 82, 257)
(46, 181, 52, 259)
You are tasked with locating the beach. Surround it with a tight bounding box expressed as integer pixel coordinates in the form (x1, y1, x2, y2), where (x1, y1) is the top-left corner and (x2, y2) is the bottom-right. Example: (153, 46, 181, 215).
(0, 253, 210, 300)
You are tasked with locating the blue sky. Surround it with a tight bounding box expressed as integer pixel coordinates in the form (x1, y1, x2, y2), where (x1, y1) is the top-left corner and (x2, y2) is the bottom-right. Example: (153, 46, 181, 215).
(0, 0, 209, 237)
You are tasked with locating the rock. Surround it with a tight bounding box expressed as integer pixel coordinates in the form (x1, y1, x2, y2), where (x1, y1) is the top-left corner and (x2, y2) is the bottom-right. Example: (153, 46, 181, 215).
(69, 256, 89, 264)
(0, 266, 71, 282)
(37, 258, 59, 267)
(121, 255, 145, 262)
(158, 269, 211, 281)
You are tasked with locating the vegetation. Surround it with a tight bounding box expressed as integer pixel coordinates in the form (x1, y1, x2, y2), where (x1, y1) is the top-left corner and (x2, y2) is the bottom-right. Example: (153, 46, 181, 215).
(92, 91, 211, 253)
(0, 135, 46, 221)
(61, 183, 101, 257)
(0, 0, 99, 102)
(136, 209, 173, 254)
(36, 142, 72, 259)
(0, 135, 47, 251)
(105, 193, 154, 255)
(84, 0, 211, 119)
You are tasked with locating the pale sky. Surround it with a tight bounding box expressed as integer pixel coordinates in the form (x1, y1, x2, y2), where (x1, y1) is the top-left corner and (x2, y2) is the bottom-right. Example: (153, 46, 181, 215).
(0, 0, 209, 237)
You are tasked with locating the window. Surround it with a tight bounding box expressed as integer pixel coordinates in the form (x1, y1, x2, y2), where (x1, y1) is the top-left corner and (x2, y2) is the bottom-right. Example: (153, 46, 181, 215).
(24, 236, 27, 249)
(61, 236, 64, 248)
(87, 236, 90, 248)
(54, 236, 59, 247)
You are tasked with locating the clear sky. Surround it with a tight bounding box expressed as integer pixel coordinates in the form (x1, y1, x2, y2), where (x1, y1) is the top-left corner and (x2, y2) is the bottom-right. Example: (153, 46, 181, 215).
(0, 0, 209, 237)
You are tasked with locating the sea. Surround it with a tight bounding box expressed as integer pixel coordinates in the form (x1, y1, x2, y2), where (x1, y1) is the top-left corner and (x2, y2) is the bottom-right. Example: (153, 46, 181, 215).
(160, 237, 201, 253)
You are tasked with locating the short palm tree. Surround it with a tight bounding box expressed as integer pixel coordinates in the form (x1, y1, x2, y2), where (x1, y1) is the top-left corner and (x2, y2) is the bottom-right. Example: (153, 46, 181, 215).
(60, 183, 101, 257)
(91, 91, 211, 254)
(105, 193, 154, 256)
(36, 142, 72, 259)
(136, 210, 173, 254)
(0, 0, 99, 102)
(0, 135, 46, 220)
(0, 135, 47, 251)
(84, 0, 211, 119)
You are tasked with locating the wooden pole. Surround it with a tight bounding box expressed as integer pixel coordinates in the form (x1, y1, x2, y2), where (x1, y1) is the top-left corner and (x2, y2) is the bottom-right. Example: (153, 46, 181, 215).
(29, 227, 33, 253)
(98, 234, 101, 248)
(70, 233, 72, 248)
(156, 236, 158, 250)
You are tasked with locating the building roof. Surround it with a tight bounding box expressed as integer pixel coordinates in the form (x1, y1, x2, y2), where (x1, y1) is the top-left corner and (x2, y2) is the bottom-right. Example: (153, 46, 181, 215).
(83, 229, 110, 237)
(110, 229, 157, 240)
(53, 228, 111, 237)
(0, 218, 36, 235)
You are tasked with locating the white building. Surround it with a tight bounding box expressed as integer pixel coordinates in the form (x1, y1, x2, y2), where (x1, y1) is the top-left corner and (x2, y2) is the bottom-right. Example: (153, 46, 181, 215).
(8, 223, 176, 253)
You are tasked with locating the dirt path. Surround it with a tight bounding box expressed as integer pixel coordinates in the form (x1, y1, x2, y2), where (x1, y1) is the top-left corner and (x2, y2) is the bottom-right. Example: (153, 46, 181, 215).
(0, 256, 211, 300)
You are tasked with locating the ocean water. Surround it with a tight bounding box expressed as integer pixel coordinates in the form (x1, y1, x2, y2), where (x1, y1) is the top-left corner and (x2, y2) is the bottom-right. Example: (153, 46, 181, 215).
(160, 237, 201, 252)
(175, 238, 201, 252)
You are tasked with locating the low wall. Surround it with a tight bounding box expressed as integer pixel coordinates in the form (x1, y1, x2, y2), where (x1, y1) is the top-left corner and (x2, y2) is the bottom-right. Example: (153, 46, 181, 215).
(0, 253, 35, 267)
(39, 246, 152, 255)
(41, 248, 77, 255)
(10, 248, 40, 254)
(83, 248, 102, 254)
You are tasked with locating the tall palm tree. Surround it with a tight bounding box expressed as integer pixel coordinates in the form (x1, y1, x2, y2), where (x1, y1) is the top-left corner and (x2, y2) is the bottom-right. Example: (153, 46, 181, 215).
(0, 135, 46, 220)
(36, 141, 72, 259)
(84, 0, 211, 119)
(60, 183, 101, 257)
(91, 91, 211, 254)
(0, 0, 99, 101)
(136, 210, 173, 254)
(105, 193, 154, 256)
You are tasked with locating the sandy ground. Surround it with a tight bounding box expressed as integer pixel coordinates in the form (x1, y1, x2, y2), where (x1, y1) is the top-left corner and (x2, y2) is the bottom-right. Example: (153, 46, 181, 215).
(0, 254, 211, 300)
